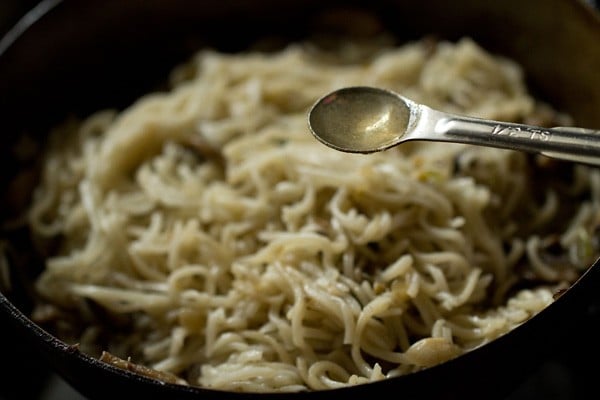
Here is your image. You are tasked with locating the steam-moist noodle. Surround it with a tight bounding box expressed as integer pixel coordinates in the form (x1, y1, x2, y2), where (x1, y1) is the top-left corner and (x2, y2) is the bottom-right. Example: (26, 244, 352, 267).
(29, 36, 600, 392)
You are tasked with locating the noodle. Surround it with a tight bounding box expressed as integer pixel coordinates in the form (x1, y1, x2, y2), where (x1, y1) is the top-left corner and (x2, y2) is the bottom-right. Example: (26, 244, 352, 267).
(27, 35, 600, 392)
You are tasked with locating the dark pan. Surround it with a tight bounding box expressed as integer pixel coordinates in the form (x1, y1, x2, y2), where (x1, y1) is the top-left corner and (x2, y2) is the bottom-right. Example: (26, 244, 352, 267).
(1, 0, 599, 399)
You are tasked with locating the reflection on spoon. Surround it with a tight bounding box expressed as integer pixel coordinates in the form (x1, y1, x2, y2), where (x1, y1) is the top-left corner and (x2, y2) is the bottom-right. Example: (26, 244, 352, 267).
(308, 86, 600, 166)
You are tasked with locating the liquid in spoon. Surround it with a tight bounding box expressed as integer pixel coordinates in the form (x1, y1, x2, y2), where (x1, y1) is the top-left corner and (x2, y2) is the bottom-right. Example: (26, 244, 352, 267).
(308, 86, 411, 153)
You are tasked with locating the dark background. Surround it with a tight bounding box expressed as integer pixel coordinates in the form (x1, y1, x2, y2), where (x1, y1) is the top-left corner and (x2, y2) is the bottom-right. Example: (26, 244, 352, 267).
(1, 1, 599, 399)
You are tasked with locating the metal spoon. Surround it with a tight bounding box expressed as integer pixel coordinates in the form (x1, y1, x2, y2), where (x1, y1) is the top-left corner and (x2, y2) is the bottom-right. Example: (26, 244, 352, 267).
(308, 86, 600, 166)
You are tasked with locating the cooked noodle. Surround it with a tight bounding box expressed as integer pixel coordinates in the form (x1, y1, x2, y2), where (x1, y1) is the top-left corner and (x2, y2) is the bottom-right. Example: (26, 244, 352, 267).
(28, 35, 600, 392)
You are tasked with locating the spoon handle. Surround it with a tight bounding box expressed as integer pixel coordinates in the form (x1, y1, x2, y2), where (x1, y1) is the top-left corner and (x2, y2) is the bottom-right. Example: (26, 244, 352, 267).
(430, 112, 600, 166)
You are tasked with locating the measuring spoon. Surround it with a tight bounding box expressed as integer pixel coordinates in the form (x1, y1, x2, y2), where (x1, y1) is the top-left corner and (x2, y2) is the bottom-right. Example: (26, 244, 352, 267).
(308, 86, 600, 165)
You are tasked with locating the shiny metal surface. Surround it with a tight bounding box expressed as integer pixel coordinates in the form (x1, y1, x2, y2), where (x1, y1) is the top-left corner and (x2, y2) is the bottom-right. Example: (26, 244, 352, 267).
(308, 86, 600, 165)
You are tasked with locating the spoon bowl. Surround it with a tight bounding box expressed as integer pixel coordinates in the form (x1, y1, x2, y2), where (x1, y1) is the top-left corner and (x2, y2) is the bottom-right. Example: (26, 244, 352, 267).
(308, 86, 414, 153)
(308, 86, 600, 165)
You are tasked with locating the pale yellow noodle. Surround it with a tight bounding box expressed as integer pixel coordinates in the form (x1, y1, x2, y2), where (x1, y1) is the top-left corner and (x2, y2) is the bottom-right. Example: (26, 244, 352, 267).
(27, 36, 600, 393)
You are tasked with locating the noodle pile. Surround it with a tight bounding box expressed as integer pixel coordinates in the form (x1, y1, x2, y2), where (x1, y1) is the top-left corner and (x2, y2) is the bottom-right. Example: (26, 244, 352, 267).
(28, 36, 600, 392)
